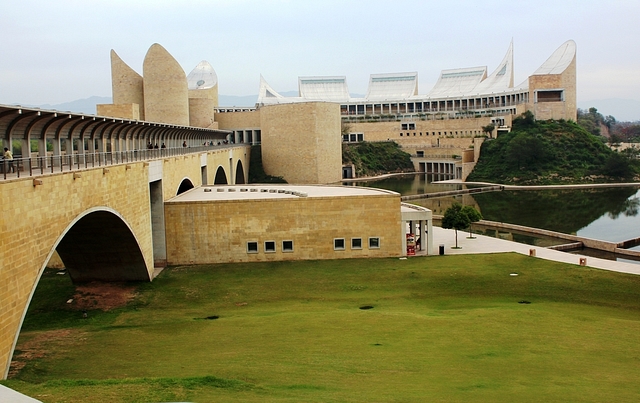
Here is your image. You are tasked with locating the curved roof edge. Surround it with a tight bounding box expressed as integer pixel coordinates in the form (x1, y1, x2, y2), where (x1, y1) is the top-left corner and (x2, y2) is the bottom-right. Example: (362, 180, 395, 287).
(532, 40, 576, 75)
(257, 76, 297, 105)
(471, 40, 514, 94)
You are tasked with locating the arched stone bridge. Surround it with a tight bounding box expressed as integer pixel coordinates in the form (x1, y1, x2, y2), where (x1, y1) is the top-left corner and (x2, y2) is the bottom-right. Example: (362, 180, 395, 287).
(0, 105, 251, 378)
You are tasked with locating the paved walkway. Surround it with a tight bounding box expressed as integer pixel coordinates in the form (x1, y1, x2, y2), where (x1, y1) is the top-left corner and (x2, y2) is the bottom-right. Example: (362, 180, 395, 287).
(431, 226, 640, 275)
(0, 384, 42, 402)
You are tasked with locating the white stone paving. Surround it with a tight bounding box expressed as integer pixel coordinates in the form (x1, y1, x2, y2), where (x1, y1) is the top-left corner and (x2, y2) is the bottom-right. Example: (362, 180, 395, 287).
(431, 226, 640, 275)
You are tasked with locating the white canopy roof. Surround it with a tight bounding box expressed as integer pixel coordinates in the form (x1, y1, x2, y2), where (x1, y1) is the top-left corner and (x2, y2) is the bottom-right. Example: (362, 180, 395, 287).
(427, 67, 487, 98)
(298, 76, 350, 101)
(470, 40, 515, 95)
(365, 72, 418, 101)
(187, 61, 218, 90)
(532, 40, 576, 75)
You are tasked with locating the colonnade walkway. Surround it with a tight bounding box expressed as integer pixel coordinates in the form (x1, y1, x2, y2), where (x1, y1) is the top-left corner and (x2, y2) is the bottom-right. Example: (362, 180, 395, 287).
(0, 144, 228, 180)
(431, 226, 640, 275)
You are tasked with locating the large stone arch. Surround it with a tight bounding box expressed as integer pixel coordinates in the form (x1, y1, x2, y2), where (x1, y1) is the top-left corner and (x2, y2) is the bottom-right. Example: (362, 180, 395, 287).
(214, 166, 228, 184)
(176, 177, 195, 195)
(235, 160, 246, 184)
(55, 208, 150, 283)
(5, 207, 148, 378)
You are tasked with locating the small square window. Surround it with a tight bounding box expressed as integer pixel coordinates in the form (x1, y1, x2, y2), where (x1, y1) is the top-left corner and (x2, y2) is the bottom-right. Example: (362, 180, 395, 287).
(357, 133, 364, 142)
(351, 238, 362, 249)
(342, 134, 349, 142)
(247, 241, 258, 253)
(265, 241, 276, 253)
(369, 237, 380, 249)
(282, 240, 294, 252)
(334, 238, 345, 250)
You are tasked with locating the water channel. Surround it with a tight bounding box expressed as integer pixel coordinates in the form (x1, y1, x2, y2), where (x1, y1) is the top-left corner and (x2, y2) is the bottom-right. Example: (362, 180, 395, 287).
(346, 174, 640, 262)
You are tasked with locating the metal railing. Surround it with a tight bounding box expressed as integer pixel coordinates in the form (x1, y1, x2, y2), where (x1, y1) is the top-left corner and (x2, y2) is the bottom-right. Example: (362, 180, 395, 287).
(0, 145, 242, 180)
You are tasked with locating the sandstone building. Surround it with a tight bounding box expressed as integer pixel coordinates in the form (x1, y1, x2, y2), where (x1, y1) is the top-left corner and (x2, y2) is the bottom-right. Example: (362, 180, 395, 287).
(99, 40, 577, 182)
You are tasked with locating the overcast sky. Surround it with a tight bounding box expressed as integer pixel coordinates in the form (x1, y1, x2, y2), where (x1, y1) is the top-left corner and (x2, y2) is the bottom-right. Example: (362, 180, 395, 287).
(1, 0, 639, 108)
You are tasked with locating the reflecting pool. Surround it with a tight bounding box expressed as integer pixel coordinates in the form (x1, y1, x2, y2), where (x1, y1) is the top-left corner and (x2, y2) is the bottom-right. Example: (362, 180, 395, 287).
(349, 174, 640, 251)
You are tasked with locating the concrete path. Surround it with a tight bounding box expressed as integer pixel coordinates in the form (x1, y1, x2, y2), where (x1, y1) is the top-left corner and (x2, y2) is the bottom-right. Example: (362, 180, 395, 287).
(431, 226, 640, 275)
(0, 384, 42, 402)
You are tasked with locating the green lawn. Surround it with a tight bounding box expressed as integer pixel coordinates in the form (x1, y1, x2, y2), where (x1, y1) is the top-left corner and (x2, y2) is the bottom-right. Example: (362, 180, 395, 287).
(4, 253, 640, 402)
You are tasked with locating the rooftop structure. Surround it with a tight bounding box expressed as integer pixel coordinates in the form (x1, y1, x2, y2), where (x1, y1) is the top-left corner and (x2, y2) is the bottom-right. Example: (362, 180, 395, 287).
(168, 184, 398, 202)
(256, 40, 576, 121)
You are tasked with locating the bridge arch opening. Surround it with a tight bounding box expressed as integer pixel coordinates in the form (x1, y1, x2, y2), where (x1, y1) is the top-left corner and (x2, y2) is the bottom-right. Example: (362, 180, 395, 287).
(214, 166, 228, 184)
(177, 178, 195, 195)
(55, 209, 150, 283)
(235, 160, 246, 184)
(6, 207, 150, 378)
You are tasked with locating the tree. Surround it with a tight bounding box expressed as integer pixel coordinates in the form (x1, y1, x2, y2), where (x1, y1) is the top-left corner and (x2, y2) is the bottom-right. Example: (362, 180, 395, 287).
(462, 205, 483, 238)
(505, 133, 555, 170)
(481, 124, 495, 138)
(441, 203, 471, 249)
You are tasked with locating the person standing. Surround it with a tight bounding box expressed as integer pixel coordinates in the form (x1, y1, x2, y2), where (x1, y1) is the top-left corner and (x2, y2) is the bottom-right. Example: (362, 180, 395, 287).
(3, 147, 14, 173)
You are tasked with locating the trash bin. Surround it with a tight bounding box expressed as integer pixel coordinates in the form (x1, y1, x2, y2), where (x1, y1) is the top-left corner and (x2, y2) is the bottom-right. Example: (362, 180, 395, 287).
(439, 244, 445, 255)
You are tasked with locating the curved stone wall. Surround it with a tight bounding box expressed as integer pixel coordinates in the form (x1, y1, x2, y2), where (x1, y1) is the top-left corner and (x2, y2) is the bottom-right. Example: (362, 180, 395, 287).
(110, 50, 145, 120)
(143, 44, 189, 126)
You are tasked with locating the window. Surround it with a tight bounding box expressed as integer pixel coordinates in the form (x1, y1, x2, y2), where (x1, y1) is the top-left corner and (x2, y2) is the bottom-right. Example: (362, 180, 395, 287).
(351, 238, 362, 249)
(536, 90, 563, 102)
(369, 237, 380, 249)
(334, 238, 345, 250)
(344, 133, 364, 143)
(247, 241, 258, 253)
(417, 151, 424, 157)
(401, 123, 408, 130)
(264, 241, 276, 253)
(282, 240, 294, 252)
(408, 123, 416, 130)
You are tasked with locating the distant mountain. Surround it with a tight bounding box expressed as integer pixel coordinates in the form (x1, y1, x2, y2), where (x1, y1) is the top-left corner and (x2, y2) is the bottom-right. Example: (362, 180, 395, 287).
(38, 96, 112, 115)
(218, 94, 257, 107)
(578, 98, 640, 122)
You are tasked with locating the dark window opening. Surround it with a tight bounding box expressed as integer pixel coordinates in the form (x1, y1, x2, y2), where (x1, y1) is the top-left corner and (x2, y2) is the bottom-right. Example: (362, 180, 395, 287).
(247, 242, 258, 253)
(265, 241, 276, 253)
(537, 90, 563, 102)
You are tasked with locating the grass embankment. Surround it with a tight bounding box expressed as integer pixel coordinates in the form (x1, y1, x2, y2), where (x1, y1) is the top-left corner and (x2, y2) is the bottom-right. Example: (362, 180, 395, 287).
(468, 112, 640, 184)
(4, 254, 640, 402)
(342, 141, 415, 177)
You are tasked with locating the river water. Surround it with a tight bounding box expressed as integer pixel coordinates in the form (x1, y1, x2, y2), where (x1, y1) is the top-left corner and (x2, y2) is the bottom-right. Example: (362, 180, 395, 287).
(346, 174, 640, 254)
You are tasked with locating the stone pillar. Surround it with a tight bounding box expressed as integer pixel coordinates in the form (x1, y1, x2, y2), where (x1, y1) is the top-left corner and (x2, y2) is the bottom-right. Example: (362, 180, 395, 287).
(401, 221, 407, 256)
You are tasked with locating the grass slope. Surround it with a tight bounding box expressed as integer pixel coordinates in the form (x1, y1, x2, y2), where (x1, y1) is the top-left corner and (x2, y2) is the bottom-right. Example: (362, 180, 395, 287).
(4, 254, 640, 402)
(342, 141, 415, 177)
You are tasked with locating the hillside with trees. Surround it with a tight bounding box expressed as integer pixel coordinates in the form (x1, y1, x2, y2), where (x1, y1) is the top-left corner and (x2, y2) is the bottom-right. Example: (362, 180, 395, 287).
(342, 141, 415, 177)
(467, 111, 640, 184)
